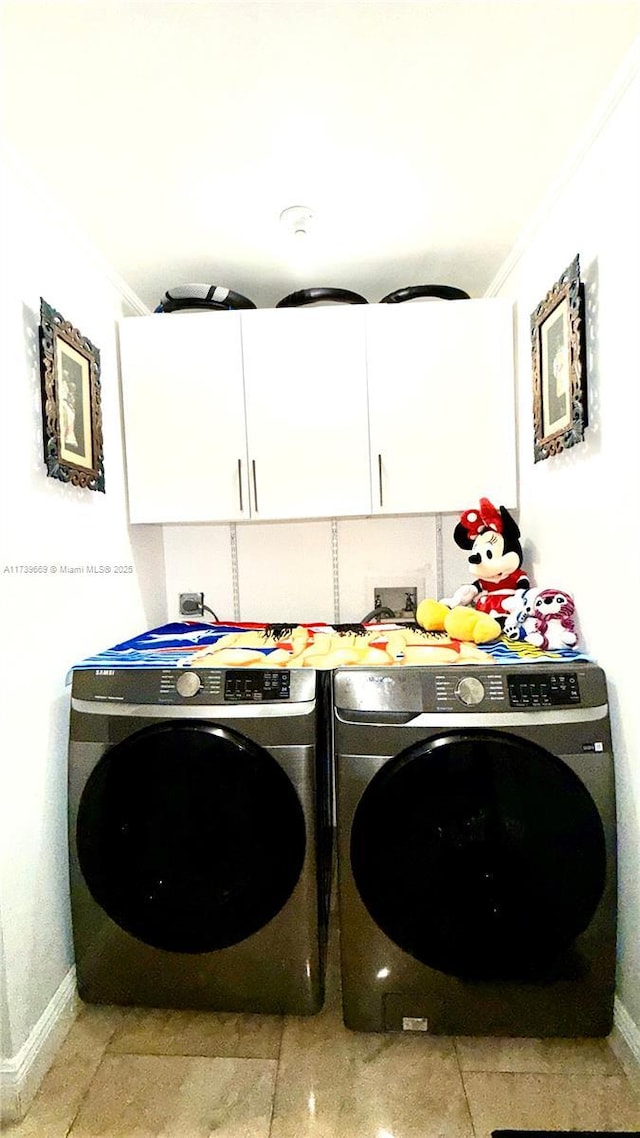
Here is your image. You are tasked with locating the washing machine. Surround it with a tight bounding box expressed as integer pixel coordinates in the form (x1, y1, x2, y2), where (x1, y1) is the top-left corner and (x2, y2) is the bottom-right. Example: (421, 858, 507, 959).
(68, 665, 333, 1014)
(334, 662, 616, 1036)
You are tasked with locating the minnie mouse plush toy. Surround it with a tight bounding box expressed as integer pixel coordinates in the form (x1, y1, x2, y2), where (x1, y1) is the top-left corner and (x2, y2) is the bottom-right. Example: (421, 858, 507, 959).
(443, 497, 530, 624)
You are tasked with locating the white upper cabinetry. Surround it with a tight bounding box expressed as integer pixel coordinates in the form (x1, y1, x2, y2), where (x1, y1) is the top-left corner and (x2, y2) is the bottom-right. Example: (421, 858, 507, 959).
(365, 299, 517, 514)
(240, 306, 371, 520)
(119, 312, 248, 523)
(118, 298, 516, 524)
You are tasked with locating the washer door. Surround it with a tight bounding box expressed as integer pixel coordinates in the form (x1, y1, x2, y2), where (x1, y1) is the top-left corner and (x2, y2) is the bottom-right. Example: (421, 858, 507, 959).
(350, 730, 606, 980)
(77, 721, 306, 953)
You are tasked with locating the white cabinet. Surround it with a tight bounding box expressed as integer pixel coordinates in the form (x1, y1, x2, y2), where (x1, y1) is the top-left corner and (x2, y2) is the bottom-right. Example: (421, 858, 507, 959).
(118, 299, 516, 524)
(240, 306, 372, 520)
(119, 306, 372, 523)
(365, 299, 516, 514)
(119, 313, 249, 523)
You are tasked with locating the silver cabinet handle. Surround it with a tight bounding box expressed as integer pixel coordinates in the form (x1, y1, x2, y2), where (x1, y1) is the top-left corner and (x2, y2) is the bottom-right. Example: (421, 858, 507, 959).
(252, 459, 259, 512)
(237, 458, 244, 512)
(378, 453, 383, 507)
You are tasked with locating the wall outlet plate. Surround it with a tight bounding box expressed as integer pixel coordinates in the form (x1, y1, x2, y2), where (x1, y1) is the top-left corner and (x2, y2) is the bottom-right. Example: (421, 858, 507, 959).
(374, 586, 417, 618)
(179, 592, 204, 615)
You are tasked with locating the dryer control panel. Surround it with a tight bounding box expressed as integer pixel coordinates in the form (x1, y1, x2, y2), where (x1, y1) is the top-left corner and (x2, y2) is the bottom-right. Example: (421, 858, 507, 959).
(333, 662, 608, 717)
(507, 671, 581, 707)
(432, 671, 582, 710)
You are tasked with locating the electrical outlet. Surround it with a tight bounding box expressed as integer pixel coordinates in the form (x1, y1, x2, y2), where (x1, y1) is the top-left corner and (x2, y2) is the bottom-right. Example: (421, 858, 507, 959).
(179, 592, 204, 616)
(374, 586, 417, 618)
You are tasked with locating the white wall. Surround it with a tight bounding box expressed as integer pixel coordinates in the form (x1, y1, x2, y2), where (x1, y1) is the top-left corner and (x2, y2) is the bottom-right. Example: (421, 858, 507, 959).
(0, 147, 167, 1116)
(491, 53, 640, 1039)
(162, 514, 440, 626)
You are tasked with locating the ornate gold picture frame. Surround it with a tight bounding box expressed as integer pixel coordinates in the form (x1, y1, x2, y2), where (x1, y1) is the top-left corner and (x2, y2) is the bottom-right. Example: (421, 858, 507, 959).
(530, 255, 587, 463)
(39, 298, 105, 491)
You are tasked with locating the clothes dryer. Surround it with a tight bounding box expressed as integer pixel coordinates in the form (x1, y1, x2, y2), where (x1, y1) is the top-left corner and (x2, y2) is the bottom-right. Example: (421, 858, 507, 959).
(334, 663, 616, 1035)
(68, 665, 332, 1013)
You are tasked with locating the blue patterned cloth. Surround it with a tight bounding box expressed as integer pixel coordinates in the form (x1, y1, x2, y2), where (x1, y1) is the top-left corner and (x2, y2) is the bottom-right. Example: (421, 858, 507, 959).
(67, 621, 592, 681)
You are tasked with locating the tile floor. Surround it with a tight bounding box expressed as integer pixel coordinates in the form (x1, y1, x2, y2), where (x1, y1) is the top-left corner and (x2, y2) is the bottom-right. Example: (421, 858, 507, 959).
(5, 907, 640, 1138)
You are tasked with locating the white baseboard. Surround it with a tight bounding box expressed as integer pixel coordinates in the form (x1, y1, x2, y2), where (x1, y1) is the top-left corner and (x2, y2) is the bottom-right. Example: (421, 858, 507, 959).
(0, 967, 78, 1124)
(611, 994, 640, 1095)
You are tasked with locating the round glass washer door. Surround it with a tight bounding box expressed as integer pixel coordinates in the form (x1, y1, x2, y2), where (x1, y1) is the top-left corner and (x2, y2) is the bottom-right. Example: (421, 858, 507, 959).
(350, 729, 606, 980)
(77, 721, 306, 953)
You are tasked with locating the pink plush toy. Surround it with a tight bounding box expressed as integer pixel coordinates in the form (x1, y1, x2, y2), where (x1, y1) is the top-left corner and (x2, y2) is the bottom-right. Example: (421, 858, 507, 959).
(503, 588, 578, 650)
(527, 589, 578, 650)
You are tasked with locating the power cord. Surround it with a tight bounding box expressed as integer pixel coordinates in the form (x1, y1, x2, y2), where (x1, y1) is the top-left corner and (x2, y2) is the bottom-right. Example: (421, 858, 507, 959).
(179, 593, 219, 621)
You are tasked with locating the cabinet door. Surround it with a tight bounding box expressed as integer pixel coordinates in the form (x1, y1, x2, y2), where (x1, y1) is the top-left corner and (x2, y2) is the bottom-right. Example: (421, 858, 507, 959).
(119, 313, 249, 523)
(240, 307, 372, 520)
(366, 299, 517, 514)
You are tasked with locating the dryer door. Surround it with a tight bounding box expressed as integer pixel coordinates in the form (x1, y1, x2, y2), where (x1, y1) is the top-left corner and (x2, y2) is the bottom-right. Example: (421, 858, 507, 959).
(77, 721, 306, 953)
(350, 729, 606, 980)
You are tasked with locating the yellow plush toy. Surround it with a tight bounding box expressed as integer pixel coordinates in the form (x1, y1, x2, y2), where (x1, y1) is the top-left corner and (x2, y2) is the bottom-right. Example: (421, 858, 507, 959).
(416, 598, 501, 645)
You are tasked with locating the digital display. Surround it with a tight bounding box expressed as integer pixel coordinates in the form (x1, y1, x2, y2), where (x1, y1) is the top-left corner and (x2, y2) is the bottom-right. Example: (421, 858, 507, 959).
(507, 672, 580, 708)
(224, 669, 291, 701)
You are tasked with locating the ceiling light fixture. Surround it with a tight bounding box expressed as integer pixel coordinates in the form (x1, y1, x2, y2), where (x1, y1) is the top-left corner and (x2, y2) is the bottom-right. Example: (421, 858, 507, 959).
(280, 205, 313, 239)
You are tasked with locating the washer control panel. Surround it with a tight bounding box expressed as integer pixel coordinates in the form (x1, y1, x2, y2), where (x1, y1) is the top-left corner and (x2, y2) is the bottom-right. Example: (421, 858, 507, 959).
(224, 669, 291, 702)
(71, 666, 314, 706)
(162, 669, 222, 701)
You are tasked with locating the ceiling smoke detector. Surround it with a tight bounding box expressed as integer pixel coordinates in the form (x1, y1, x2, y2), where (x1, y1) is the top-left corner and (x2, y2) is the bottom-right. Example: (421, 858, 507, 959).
(280, 205, 313, 238)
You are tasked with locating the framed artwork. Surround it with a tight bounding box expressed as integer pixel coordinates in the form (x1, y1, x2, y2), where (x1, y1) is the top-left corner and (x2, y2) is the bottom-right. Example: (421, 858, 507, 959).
(39, 298, 105, 491)
(530, 254, 587, 463)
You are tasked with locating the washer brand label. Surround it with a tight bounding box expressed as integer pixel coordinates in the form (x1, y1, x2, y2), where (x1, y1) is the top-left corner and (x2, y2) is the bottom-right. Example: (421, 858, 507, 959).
(582, 741, 604, 752)
(402, 1016, 429, 1032)
(95, 669, 115, 676)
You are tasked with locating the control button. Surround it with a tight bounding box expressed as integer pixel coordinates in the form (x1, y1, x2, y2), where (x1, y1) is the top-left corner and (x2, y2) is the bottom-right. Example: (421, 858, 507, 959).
(455, 676, 485, 706)
(176, 671, 202, 698)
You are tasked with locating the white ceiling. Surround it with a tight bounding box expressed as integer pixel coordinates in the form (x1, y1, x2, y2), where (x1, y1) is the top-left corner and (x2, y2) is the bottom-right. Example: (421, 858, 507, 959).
(1, 1, 639, 311)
